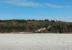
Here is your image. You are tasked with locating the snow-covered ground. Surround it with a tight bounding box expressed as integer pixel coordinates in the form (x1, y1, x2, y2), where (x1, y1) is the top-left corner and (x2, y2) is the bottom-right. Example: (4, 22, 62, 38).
(0, 33, 72, 50)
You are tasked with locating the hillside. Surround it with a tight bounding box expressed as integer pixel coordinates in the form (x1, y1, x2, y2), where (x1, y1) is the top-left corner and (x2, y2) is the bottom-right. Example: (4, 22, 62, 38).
(0, 19, 72, 33)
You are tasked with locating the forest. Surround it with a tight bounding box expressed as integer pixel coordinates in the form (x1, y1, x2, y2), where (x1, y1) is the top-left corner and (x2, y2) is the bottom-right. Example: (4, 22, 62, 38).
(0, 19, 72, 33)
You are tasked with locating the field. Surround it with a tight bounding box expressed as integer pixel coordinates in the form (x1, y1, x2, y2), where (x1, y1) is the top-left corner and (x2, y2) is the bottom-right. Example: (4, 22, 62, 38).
(0, 33, 72, 50)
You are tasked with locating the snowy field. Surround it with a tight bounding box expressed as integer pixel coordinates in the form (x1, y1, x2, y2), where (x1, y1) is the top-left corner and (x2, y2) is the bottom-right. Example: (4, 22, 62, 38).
(0, 33, 72, 50)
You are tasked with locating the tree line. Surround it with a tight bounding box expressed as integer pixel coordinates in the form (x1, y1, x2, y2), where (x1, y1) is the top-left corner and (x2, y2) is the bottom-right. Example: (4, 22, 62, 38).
(0, 19, 72, 33)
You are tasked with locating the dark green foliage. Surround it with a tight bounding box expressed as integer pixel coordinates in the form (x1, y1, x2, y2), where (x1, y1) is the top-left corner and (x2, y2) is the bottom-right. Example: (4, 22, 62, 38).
(0, 19, 72, 33)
